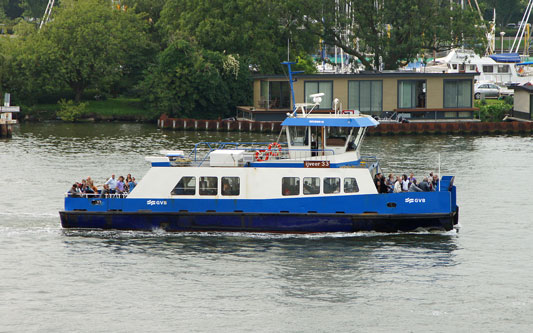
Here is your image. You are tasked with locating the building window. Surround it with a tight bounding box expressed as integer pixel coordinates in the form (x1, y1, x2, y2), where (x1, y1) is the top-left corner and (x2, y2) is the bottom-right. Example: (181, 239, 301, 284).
(482, 65, 493, 73)
(282, 177, 300, 196)
(398, 80, 426, 108)
(199, 177, 217, 195)
(171, 176, 196, 195)
(323, 177, 340, 194)
(222, 177, 240, 196)
(344, 178, 359, 193)
(348, 80, 382, 113)
(303, 177, 320, 195)
(444, 80, 472, 108)
(305, 81, 333, 109)
(259, 81, 290, 109)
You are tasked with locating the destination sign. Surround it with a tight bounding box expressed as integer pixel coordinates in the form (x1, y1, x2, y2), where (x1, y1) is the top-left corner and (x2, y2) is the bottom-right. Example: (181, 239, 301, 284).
(304, 161, 330, 168)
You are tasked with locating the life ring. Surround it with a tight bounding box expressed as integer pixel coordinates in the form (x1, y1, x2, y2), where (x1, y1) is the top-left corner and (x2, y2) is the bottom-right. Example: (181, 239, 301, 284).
(267, 142, 282, 157)
(255, 149, 269, 161)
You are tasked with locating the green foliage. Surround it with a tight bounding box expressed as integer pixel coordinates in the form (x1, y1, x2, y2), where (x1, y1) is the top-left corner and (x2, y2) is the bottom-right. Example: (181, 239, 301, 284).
(158, 0, 318, 73)
(475, 100, 512, 122)
(139, 37, 251, 118)
(297, 0, 487, 70)
(294, 53, 318, 74)
(57, 99, 87, 122)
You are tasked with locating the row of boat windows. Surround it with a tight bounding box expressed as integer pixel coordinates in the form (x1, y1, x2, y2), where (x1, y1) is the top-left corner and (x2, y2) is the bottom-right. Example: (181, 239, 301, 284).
(282, 177, 359, 196)
(170, 176, 360, 196)
(449, 64, 510, 73)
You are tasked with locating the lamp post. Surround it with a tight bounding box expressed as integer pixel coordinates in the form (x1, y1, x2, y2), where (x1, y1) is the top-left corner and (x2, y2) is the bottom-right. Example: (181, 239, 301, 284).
(500, 31, 506, 53)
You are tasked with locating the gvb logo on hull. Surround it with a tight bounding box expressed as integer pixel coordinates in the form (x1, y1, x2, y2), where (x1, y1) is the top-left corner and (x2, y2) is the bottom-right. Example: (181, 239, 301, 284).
(147, 200, 168, 206)
(405, 198, 426, 204)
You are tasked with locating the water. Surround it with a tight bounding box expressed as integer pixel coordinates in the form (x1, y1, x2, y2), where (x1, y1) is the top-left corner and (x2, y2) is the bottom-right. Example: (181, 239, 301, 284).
(1, 123, 532, 332)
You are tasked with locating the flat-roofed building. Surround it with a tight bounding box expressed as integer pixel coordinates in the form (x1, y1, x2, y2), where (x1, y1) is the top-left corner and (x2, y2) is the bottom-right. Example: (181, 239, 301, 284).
(237, 72, 477, 122)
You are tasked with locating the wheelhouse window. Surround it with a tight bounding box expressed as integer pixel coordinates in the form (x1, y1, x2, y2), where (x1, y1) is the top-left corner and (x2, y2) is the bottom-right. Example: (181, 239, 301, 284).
(289, 126, 308, 146)
(398, 80, 426, 108)
(444, 80, 472, 108)
(282, 177, 300, 196)
(344, 178, 359, 193)
(171, 176, 196, 195)
(305, 81, 333, 109)
(348, 80, 383, 113)
(260, 81, 290, 109)
(303, 177, 320, 195)
(222, 177, 240, 196)
(323, 177, 340, 194)
(199, 177, 217, 195)
(326, 127, 351, 147)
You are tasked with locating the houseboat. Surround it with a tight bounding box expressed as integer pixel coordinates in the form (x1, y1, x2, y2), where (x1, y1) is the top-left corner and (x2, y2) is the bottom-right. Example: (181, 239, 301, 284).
(60, 64, 459, 233)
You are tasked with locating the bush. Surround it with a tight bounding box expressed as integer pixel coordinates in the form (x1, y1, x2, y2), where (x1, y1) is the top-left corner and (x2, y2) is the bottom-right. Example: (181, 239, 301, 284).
(56, 99, 87, 121)
(476, 102, 512, 122)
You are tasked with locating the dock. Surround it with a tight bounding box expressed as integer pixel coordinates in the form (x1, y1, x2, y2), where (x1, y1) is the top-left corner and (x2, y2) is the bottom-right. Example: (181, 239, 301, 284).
(0, 105, 19, 138)
(158, 114, 533, 136)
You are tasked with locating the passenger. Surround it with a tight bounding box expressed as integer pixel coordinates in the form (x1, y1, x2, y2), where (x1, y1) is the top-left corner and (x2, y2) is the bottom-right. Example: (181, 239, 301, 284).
(432, 174, 439, 190)
(116, 176, 126, 195)
(105, 174, 118, 193)
(100, 184, 111, 198)
(393, 176, 402, 193)
(418, 177, 432, 192)
(374, 173, 382, 190)
(68, 183, 80, 197)
(128, 177, 137, 192)
(386, 174, 395, 193)
(87, 179, 98, 194)
(126, 174, 133, 183)
(401, 174, 409, 192)
(408, 179, 423, 192)
(379, 174, 388, 194)
(408, 173, 416, 186)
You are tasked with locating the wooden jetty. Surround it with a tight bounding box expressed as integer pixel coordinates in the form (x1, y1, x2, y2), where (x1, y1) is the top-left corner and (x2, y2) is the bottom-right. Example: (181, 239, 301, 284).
(158, 115, 533, 136)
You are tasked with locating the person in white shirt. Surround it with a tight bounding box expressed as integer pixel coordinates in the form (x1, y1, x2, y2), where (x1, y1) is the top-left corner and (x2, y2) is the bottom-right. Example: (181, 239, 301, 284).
(105, 174, 118, 193)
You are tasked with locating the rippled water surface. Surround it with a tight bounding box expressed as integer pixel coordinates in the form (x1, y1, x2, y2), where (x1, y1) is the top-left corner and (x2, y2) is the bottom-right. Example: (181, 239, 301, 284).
(1, 123, 532, 332)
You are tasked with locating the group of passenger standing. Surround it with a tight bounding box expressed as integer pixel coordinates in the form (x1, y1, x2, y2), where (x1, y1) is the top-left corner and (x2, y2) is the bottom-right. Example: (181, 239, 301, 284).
(68, 174, 137, 198)
(374, 172, 439, 194)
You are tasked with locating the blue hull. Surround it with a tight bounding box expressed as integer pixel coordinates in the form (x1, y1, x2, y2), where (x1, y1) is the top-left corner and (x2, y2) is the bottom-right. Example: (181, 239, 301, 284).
(59, 210, 458, 233)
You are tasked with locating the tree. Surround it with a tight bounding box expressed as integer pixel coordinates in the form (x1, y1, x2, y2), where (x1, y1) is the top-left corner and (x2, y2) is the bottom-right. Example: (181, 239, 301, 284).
(295, 0, 487, 70)
(157, 0, 318, 74)
(34, 0, 152, 101)
(139, 37, 251, 118)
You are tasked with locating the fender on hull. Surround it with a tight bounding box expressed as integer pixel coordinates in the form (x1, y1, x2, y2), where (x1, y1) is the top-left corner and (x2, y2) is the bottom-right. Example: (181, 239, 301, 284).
(59, 210, 458, 233)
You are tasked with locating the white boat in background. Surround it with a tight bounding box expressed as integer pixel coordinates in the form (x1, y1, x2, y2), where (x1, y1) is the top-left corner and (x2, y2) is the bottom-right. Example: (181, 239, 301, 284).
(423, 49, 533, 86)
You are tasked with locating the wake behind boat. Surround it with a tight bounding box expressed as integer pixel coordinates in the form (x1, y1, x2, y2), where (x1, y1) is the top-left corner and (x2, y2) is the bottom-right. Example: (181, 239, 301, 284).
(59, 63, 459, 233)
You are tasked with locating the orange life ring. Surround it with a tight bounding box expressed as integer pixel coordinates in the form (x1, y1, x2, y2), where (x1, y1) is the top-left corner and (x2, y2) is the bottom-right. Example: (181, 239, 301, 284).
(267, 142, 282, 157)
(255, 149, 269, 161)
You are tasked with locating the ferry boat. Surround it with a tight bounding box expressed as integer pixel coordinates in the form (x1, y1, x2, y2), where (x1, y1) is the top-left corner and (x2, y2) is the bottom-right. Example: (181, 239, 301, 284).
(60, 63, 459, 233)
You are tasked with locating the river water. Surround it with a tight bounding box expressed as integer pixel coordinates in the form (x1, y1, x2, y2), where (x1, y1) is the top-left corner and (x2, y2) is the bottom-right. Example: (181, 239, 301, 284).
(1, 122, 532, 332)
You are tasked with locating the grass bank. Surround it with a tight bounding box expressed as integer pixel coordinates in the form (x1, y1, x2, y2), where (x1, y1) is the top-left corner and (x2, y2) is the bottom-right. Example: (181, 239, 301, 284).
(21, 97, 157, 122)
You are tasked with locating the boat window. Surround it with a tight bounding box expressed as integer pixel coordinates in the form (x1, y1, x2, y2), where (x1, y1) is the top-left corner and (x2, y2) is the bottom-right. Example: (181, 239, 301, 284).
(326, 127, 350, 147)
(289, 126, 308, 146)
(222, 177, 240, 196)
(497, 65, 509, 73)
(323, 177, 340, 194)
(282, 177, 300, 196)
(199, 176, 218, 195)
(482, 65, 493, 73)
(303, 177, 320, 195)
(344, 178, 359, 193)
(171, 176, 196, 195)
(469, 65, 476, 71)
